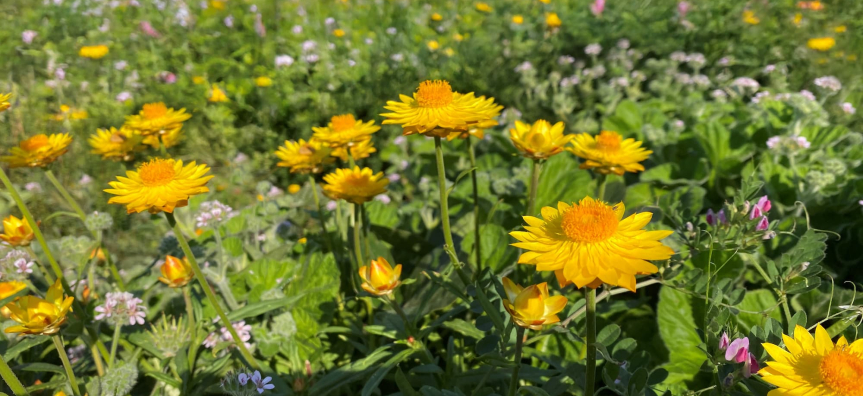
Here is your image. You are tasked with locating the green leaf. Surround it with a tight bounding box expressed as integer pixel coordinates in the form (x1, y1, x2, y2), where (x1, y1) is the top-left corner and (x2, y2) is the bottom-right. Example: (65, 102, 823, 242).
(778, 230, 827, 271)
(14, 363, 65, 374)
(227, 293, 313, 321)
(361, 348, 417, 396)
(447, 167, 477, 196)
(535, 155, 593, 211)
(474, 281, 506, 335)
(442, 319, 485, 340)
(309, 347, 392, 394)
(3, 336, 50, 361)
(395, 367, 421, 396)
(657, 287, 705, 385)
(145, 370, 182, 388)
(519, 386, 551, 396)
(221, 237, 244, 257)
(597, 324, 622, 346)
(737, 289, 784, 330)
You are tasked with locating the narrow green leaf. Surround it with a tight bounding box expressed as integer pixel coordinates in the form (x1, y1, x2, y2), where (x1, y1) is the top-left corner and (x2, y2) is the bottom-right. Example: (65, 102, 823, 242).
(361, 348, 416, 396)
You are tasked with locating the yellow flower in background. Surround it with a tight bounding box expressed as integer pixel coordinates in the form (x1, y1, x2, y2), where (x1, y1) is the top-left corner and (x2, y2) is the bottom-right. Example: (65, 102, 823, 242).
(332, 138, 377, 161)
(52, 105, 88, 121)
(447, 122, 492, 141)
(208, 84, 229, 102)
(275, 139, 334, 174)
(0, 281, 26, 300)
(453, 33, 464, 42)
(382, 80, 503, 138)
(158, 255, 194, 288)
(124, 102, 192, 136)
(105, 158, 213, 214)
(835, 25, 847, 33)
(209, 0, 226, 10)
(0, 93, 12, 112)
(0, 216, 34, 247)
(288, 184, 301, 194)
(255, 76, 273, 87)
(4, 280, 74, 335)
(333, 29, 346, 38)
(848, 55, 857, 61)
(427, 40, 440, 51)
(742, 10, 760, 25)
(1, 133, 72, 168)
(89, 127, 144, 161)
(431, 13, 443, 21)
(475, 2, 491, 12)
(808, 37, 836, 51)
(444, 48, 455, 57)
(539, 0, 551, 3)
(312, 114, 380, 148)
(322, 166, 388, 204)
(512, 15, 524, 24)
(510, 197, 674, 291)
(192, 76, 206, 85)
(79, 45, 109, 59)
(759, 325, 863, 396)
(509, 120, 573, 160)
(793, 13, 803, 26)
(546, 12, 562, 29)
(568, 131, 652, 175)
(298, 237, 307, 244)
(358, 257, 402, 296)
(501, 277, 566, 330)
(143, 126, 184, 149)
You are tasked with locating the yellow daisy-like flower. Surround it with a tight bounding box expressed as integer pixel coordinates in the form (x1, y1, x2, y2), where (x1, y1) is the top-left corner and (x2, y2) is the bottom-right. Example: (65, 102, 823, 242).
(1, 133, 72, 168)
(0, 215, 34, 247)
(333, 29, 346, 38)
(512, 15, 524, 24)
(446, 123, 490, 141)
(510, 197, 674, 292)
(0, 92, 12, 113)
(509, 120, 573, 160)
(793, 13, 803, 26)
(427, 40, 440, 51)
(331, 139, 376, 161)
(158, 255, 194, 288)
(255, 76, 273, 87)
(568, 130, 652, 175)
(381, 80, 503, 138)
(359, 257, 402, 296)
(835, 25, 847, 33)
(192, 76, 206, 85)
(760, 324, 863, 396)
(322, 166, 388, 204)
(89, 127, 144, 161)
(546, 12, 562, 29)
(79, 45, 109, 59)
(288, 184, 302, 194)
(143, 126, 184, 149)
(275, 139, 335, 174)
(52, 105, 88, 121)
(808, 37, 836, 51)
(743, 10, 760, 25)
(475, 2, 491, 12)
(105, 158, 213, 214)
(501, 277, 567, 330)
(0, 281, 27, 300)
(4, 280, 74, 336)
(312, 114, 380, 148)
(209, 84, 229, 102)
(431, 13, 443, 21)
(124, 102, 192, 136)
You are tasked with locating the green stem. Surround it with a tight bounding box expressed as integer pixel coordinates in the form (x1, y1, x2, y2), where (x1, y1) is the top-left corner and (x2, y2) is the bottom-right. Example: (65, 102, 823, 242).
(385, 294, 414, 337)
(91, 344, 105, 376)
(102, 241, 126, 291)
(0, 354, 29, 396)
(508, 327, 525, 396)
(309, 176, 337, 254)
(164, 212, 261, 370)
(361, 203, 373, 260)
(53, 336, 82, 396)
(44, 169, 86, 221)
(751, 259, 793, 329)
(467, 137, 482, 274)
(109, 322, 122, 368)
(433, 137, 471, 285)
(353, 203, 365, 268)
(183, 287, 196, 345)
(595, 173, 607, 202)
(24, 246, 55, 283)
(585, 288, 597, 396)
(527, 160, 541, 216)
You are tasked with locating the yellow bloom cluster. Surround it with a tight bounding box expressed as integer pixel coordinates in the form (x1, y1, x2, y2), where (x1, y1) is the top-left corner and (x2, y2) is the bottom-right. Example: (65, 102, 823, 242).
(1, 133, 72, 168)
(79, 45, 109, 59)
(5, 280, 74, 336)
(87, 102, 193, 160)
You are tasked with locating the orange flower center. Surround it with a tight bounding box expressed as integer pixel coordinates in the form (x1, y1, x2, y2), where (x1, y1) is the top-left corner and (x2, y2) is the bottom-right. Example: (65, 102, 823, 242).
(820, 348, 863, 396)
(416, 80, 454, 108)
(298, 144, 316, 156)
(142, 102, 168, 120)
(110, 132, 128, 143)
(21, 135, 50, 151)
(595, 131, 622, 151)
(560, 201, 618, 243)
(138, 159, 176, 187)
(331, 114, 357, 132)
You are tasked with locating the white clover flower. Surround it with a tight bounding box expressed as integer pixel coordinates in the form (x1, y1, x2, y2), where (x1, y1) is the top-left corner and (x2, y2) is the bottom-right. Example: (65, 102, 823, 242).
(691, 74, 710, 88)
(670, 51, 687, 62)
(560, 75, 580, 88)
(751, 91, 770, 104)
(301, 40, 316, 52)
(291, 25, 303, 34)
(685, 53, 706, 68)
(584, 43, 602, 56)
(813, 76, 842, 92)
(841, 102, 856, 115)
(275, 55, 294, 67)
(731, 77, 759, 90)
(557, 55, 576, 65)
(95, 292, 147, 326)
(763, 64, 776, 74)
(674, 73, 692, 85)
(514, 61, 533, 72)
(386, 27, 397, 35)
(303, 54, 319, 63)
(799, 89, 816, 101)
(611, 77, 629, 88)
(617, 39, 630, 49)
(324, 17, 335, 26)
(195, 200, 235, 228)
(711, 89, 728, 99)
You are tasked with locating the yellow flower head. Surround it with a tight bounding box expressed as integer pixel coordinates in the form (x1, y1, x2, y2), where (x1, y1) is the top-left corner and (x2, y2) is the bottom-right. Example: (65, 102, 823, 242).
(453, 33, 464, 42)
(512, 15, 524, 24)
(793, 13, 803, 26)
(546, 12, 562, 28)
(0, 216, 34, 247)
(158, 255, 194, 288)
(192, 76, 206, 85)
(0, 93, 12, 113)
(79, 45, 109, 59)
(0, 281, 27, 300)
(89, 127, 144, 161)
(298, 237, 307, 244)
(333, 29, 346, 38)
(431, 13, 443, 21)
(444, 48, 455, 57)
(1, 133, 72, 168)
(501, 277, 566, 330)
(4, 280, 74, 335)
(124, 102, 192, 136)
(359, 257, 402, 296)
(322, 166, 388, 204)
(510, 197, 674, 292)
(760, 325, 863, 396)
(509, 120, 573, 160)
(105, 158, 213, 214)
(288, 184, 302, 194)
(743, 10, 760, 25)
(475, 2, 491, 12)
(312, 114, 380, 148)
(52, 105, 88, 121)
(568, 131, 651, 175)
(255, 76, 273, 87)
(835, 25, 847, 33)
(209, 84, 229, 102)
(332, 138, 376, 161)
(382, 80, 503, 137)
(808, 37, 836, 51)
(143, 126, 184, 149)
(539, 0, 551, 3)
(427, 40, 440, 51)
(447, 122, 490, 141)
(275, 139, 335, 174)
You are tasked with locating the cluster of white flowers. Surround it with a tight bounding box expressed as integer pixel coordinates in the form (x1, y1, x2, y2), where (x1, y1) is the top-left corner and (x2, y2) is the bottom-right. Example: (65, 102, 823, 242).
(557, 55, 575, 65)
(195, 200, 235, 228)
(95, 292, 147, 326)
(731, 77, 760, 90)
(685, 53, 706, 68)
(514, 61, 533, 72)
(669, 51, 687, 62)
(584, 43, 602, 56)
(275, 55, 294, 68)
(203, 320, 253, 350)
(1, 250, 35, 280)
(813, 76, 842, 92)
(560, 75, 580, 88)
(841, 102, 856, 115)
(766, 135, 811, 150)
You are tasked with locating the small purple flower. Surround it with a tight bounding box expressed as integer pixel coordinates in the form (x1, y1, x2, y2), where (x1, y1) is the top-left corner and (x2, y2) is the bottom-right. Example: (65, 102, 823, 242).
(677, 1, 690, 18)
(585, 43, 602, 56)
(116, 91, 133, 102)
(842, 102, 856, 115)
(725, 337, 749, 363)
(326, 201, 337, 211)
(55, 68, 66, 81)
(238, 373, 249, 386)
(374, 195, 391, 204)
(252, 370, 274, 394)
(756, 216, 769, 231)
(21, 30, 38, 44)
(590, 0, 605, 17)
(718, 332, 730, 350)
(706, 209, 715, 226)
(275, 55, 294, 68)
(114, 60, 128, 70)
(224, 15, 234, 28)
(139, 20, 160, 38)
(716, 209, 727, 225)
(799, 90, 816, 101)
(387, 173, 401, 182)
(292, 25, 303, 34)
(160, 72, 177, 84)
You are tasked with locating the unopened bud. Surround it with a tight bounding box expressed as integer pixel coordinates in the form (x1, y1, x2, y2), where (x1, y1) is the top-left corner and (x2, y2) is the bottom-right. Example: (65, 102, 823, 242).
(305, 360, 312, 377)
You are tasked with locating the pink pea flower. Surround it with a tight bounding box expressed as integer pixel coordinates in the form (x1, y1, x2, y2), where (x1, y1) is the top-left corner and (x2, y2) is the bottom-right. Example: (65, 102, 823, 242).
(22, 30, 38, 44)
(743, 353, 759, 378)
(756, 216, 769, 231)
(255, 14, 266, 37)
(706, 209, 715, 226)
(749, 205, 762, 220)
(718, 332, 730, 350)
(756, 195, 771, 213)
(677, 1, 691, 18)
(139, 21, 160, 38)
(725, 337, 749, 363)
(717, 209, 727, 225)
(590, 0, 605, 17)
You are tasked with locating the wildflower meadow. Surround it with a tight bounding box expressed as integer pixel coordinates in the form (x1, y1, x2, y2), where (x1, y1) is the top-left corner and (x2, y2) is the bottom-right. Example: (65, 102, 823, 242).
(2, 0, 863, 395)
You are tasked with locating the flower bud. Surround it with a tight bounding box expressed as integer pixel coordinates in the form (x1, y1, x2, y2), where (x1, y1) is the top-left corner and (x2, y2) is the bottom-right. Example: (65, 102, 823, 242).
(717, 209, 727, 225)
(718, 332, 730, 350)
(85, 211, 114, 231)
(501, 277, 567, 330)
(756, 195, 772, 213)
(358, 257, 402, 296)
(743, 352, 759, 378)
(756, 216, 769, 231)
(749, 205, 762, 220)
(159, 255, 194, 288)
(706, 209, 715, 226)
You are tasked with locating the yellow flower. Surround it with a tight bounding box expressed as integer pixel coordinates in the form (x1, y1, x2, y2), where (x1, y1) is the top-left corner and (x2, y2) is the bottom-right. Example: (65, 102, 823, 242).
(509, 120, 573, 160)
(288, 184, 302, 194)
(475, 2, 491, 12)
(453, 33, 464, 42)
(381, 80, 503, 137)
(431, 13, 443, 21)
(0, 92, 12, 113)
(793, 13, 803, 26)
(124, 102, 192, 136)
(4, 280, 74, 335)
(158, 255, 194, 288)
(255, 76, 273, 87)
(358, 257, 402, 296)
(298, 237, 307, 244)
(322, 166, 388, 204)
(848, 54, 857, 61)
(89, 127, 144, 161)
(427, 40, 440, 51)
(331, 138, 376, 161)
(539, 0, 551, 3)
(444, 48, 455, 57)
(0, 281, 27, 300)
(501, 277, 566, 330)
(447, 123, 490, 141)
(105, 158, 213, 214)
(0, 216, 34, 247)
(546, 12, 562, 28)
(209, 84, 229, 102)
(275, 139, 335, 174)
(52, 105, 88, 121)
(333, 29, 346, 38)
(808, 37, 836, 51)
(1, 133, 72, 168)
(512, 15, 524, 24)
(209, 0, 225, 10)
(143, 126, 184, 149)
(568, 130, 652, 175)
(192, 76, 206, 85)
(312, 114, 380, 148)
(759, 324, 863, 396)
(743, 10, 760, 25)
(79, 45, 109, 59)
(510, 197, 674, 291)
(835, 25, 847, 33)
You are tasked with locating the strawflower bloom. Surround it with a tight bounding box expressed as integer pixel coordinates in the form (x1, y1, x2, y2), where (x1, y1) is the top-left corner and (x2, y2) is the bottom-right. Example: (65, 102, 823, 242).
(1, 133, 72, 168)
(4, 280, 74, 335)
(0, 215, 35, 246)
(509, 120, 573, 160)
(568, 131, 652, 175)
(0, 281, 26, 300)
(209, 84, 229, 102)
(546, 12, 562, 28)
(158, 255, 194, 287)
(760, 325, 863, 396)
(312, 114, 380, 148)
(89, 127, 144, 161)
(0, 93, 11, 112)
(808, 37, 836, 51)
(322, 167, 388, 204)
(255, 76, 273, 87)
(124, 102, 191, 136)
(475, 2, 491, 12)
(510, 197, 674, 291)
(275, 139, 334, 174)
(742, 10, 760, 25)
(358, 257, 402, 296)
(94, 291, 146, 325)
(143, 126, 184, 149)
(501, 277, 567, 330)
(331, 139, 376, 161)
(105, 158, 213, 214)
(79, 45, 109, 59)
